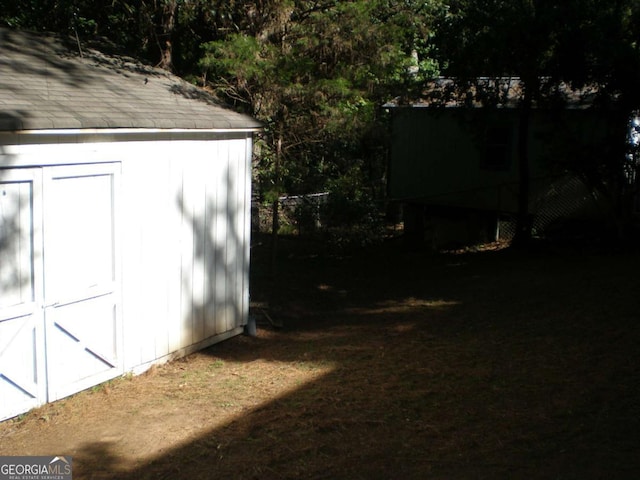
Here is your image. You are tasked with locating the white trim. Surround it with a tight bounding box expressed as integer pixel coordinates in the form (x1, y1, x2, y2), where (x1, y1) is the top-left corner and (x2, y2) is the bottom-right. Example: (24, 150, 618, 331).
(9, 128, 261, 136)
(0, 129, 259, 149)
(128, 327, 245, 376)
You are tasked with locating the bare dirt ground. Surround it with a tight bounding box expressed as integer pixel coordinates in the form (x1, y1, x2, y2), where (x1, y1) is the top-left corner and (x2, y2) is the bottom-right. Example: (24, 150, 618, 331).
(1, 238, 639, 479)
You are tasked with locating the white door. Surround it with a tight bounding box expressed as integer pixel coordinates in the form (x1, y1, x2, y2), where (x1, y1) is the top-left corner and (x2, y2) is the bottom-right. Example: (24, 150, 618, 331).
(0, 169, 46, 420)
(43, 164, 122, 402)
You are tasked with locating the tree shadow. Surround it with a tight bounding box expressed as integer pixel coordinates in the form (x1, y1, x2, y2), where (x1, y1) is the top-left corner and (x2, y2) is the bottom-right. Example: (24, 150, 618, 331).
(0, 28, 86, 86)
(71, 246, 640, 479)
(1, 27, 140, 129)
(175, 157, 248, 347)
(0, 146, 26, 308)
(1, 27, 261, 420)
(1, 27, 253, 130)
(3, 26, 638, 478)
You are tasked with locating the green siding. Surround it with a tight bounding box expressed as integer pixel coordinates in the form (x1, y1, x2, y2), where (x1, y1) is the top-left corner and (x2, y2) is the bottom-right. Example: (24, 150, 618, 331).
(388, 107, 618, 214)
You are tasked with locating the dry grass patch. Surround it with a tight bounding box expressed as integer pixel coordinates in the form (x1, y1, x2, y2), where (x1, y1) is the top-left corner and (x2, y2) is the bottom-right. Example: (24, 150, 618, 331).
(1, 241, 639, 479)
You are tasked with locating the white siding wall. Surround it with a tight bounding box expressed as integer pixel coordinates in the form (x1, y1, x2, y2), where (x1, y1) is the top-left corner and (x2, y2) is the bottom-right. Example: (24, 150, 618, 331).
(118, 137, 252, 371)
(0, 132, 253, 420)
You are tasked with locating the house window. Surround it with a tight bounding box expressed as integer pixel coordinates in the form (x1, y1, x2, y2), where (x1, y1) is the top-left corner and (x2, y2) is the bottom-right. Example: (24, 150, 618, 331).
(482, 126, 512, 171)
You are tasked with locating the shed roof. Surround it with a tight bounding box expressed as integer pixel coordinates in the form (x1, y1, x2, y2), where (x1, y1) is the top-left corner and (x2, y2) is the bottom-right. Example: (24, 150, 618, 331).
(384, 77, 603, 110)
(0, 28, 261, 132)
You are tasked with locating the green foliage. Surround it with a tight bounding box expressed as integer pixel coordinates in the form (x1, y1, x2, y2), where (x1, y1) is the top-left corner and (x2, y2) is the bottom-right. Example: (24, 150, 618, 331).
(198, 1, 431, 216)
(430, 0, 640, 242)
(320, 166, 385, 250)
(4, 0, 639, 245)
(1, 0, 440, 244)
(200, 34, 268, 80)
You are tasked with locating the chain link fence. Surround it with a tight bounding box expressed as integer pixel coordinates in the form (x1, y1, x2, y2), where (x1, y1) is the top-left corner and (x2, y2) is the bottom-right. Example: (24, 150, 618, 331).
(252, 192, 329, 236)
(253, 172, 634, 249)
(497, 174, 613, 242)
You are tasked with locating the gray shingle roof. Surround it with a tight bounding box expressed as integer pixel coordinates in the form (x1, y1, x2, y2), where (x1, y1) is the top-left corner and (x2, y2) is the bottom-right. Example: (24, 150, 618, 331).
(384, 77, 602, 110)
(0, 28, 261, 131)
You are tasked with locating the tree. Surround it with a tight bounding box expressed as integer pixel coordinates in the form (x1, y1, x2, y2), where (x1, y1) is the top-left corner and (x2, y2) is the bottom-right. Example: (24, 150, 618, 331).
(2, 0, 444, 250)
(555, 1, 640, 240)
(199, 0, 440, 257)
(432, 1, 567, 244)
(432, 0, 640, 244)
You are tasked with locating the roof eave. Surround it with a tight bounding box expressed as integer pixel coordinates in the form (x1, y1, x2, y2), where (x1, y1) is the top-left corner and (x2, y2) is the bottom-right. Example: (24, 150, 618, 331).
(0, 127, 262, 146)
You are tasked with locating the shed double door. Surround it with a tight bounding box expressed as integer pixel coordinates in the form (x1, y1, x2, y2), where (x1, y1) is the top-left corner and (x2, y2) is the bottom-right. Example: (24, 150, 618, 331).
(0, 163, 122, 420)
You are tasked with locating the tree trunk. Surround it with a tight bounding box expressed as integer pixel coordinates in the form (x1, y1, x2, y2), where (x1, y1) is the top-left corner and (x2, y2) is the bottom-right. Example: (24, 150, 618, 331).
(157, 0, 177, 71)
(270, 135, 283, 277)
(512, 81, 534, 247)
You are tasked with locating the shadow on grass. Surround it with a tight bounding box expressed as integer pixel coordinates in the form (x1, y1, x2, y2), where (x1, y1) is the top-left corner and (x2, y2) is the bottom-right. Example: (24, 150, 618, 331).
(74, 244, 640, 479)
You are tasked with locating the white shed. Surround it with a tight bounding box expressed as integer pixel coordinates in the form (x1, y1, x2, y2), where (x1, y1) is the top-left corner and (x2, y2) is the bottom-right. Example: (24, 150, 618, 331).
(0, 28, 261, 421)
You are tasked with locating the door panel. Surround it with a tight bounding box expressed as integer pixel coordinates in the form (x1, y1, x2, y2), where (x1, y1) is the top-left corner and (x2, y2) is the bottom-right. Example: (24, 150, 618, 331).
(43, 164, 122, 402)
(1, 178, 37, 309)
(0, 171, 45, 420)
(44, 171, 115, 302)
(0, 164, 123, 419)
(0, 311, 42, 418)
(44, 294, 119, 400)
